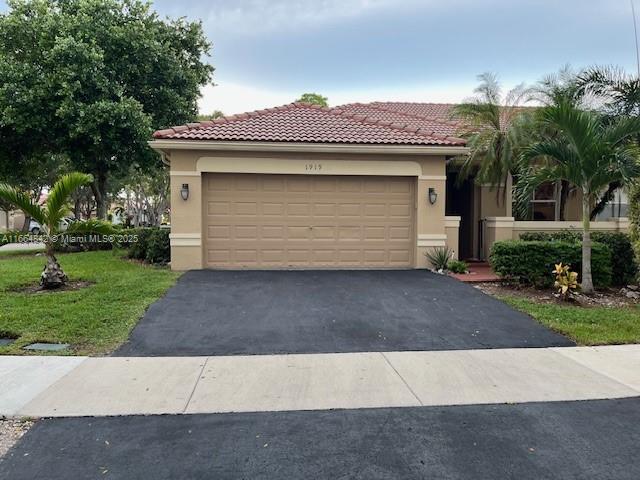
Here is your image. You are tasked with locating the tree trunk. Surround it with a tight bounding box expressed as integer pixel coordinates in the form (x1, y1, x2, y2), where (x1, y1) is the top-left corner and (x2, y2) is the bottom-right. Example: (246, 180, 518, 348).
(559, 180, 570, 221)
(590, 181, 620, 220)
(91, 172, 108, 220)
(40, 243, 67, 289)
(581, 191, 594, 294)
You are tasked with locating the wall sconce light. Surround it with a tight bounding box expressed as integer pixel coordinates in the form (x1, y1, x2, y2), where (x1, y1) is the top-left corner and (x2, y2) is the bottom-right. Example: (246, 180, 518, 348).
(428, 187, 438, 205)
(180, 183, 190, 201)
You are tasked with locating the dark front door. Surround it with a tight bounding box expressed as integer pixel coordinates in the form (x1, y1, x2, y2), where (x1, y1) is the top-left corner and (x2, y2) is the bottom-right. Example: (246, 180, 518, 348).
(446, 172, 475, 260)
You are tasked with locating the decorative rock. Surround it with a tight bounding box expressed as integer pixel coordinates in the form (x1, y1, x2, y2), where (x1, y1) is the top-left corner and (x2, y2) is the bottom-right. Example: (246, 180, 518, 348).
(627, 285, 639, 291)
(0, 338, 15, 347)
(621, 287, 640, 299)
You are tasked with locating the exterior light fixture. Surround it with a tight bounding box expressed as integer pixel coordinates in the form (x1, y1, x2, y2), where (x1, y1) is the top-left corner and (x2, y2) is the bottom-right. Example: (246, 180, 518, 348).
(428, 187, 438, 205)
(180, 183, 189, 201)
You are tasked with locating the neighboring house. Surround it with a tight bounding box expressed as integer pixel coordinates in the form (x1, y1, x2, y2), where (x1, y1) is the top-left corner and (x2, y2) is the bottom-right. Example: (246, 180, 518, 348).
(0, 209, 26, 232)
(149, 102, 630, 271)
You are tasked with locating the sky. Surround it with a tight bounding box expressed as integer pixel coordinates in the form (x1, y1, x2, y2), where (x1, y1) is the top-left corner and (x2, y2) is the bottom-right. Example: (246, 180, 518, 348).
(2, 0, 639, 114)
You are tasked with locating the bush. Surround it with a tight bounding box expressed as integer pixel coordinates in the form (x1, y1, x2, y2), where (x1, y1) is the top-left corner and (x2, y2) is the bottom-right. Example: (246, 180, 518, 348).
(447, 259, 468, 274)
(519, 231, 636, 285)
(490, 240, 612, 289)
(144, 228, 170, 264)
(424, 246, 453, 270)
(125, 227, 170, 265)
(54, 220, 117, 252)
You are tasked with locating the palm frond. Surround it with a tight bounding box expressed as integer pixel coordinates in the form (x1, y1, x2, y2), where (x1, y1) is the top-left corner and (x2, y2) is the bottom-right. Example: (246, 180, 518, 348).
(601, 114, 640, 146)
(45, 172, 93, 230)
(0, 184, 46, 225)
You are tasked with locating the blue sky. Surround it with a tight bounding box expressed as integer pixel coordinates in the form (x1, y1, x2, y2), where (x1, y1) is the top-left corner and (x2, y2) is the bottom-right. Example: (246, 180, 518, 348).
(2, 0, 638, 114)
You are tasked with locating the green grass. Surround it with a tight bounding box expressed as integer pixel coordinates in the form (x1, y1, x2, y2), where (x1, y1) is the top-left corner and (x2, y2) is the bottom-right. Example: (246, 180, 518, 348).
(502, 296, 640, 345)
(0, 250, 180, 355)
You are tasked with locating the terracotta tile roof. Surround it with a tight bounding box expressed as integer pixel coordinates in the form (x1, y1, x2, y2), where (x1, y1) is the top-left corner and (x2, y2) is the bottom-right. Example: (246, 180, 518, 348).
(338, 102, 462, 137)
(153, 102, 467, 146)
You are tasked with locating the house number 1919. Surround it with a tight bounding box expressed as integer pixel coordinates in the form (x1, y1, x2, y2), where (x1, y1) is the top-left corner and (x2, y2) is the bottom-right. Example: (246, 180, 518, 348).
(305, 163, 322, 171)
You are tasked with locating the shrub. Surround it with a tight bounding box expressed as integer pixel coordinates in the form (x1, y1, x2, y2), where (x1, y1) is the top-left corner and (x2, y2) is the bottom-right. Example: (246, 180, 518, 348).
(126, 228, 153, 260)
(125, 227, 170, 265)
(519, 231, 636, 285)
(553, 263, 579, 298)
(54, 220, 117, 252)
(447, 259, 468, 274)
(425, 246, 453, 270)
(490, 240, 612, 289)
(144, 228, 170, 264)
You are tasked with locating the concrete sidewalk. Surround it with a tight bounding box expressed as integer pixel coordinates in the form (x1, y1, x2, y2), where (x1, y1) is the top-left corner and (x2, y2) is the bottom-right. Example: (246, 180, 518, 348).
(2, 345, 640, 418)
(0, 242, 45, 252)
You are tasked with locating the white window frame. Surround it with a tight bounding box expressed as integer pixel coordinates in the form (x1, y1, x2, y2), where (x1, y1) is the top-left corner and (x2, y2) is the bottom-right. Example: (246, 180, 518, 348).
(530, 181, 560, 221)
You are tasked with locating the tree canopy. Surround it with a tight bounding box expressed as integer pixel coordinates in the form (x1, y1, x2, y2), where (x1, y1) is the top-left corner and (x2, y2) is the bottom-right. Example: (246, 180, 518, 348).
(296, 93, 328, 107)
(0, 0, 214, 217)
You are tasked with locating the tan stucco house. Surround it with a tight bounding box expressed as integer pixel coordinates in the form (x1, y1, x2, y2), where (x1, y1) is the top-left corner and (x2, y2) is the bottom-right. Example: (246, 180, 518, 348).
(149, 101, 630, 271)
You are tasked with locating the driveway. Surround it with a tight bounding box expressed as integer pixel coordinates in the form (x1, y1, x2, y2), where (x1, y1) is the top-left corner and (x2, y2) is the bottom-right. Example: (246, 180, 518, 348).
(115, 270, 572, 356)
(2, 398, 639, 479)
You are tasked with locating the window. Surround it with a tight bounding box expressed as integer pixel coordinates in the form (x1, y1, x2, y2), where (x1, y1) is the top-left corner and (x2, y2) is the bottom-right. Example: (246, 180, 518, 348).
(530, 182, 559, 221)
(596, 189, 629, 220)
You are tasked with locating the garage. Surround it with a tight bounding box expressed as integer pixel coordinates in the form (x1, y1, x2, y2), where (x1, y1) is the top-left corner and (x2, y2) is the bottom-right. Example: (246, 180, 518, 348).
(203, 173, 415, 268)
(150, 102, 468, 270)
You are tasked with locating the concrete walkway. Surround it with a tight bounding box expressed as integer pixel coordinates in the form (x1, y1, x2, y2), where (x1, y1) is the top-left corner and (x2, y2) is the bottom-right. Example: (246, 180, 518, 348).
(0, 242, 45, 252)
(2, 345, 640, 418)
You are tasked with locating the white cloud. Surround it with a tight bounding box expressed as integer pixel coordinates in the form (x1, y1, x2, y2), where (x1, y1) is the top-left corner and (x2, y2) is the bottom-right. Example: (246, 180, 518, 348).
(197, 79, 525, 115)
(198, 82, 293, 115)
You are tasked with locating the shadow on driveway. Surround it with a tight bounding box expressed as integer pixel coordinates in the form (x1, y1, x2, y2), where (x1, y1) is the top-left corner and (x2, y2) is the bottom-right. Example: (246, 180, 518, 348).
(115, 270, 573, 356)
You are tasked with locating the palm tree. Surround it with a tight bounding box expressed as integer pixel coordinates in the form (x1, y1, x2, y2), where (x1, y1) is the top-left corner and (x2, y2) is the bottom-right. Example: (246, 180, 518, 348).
(0, 172, 93, 289)
(451, 73, 532, 205)
(516, 100, 640, 293)
(525, 67, 586, 220)
(577, 66, 640, 218)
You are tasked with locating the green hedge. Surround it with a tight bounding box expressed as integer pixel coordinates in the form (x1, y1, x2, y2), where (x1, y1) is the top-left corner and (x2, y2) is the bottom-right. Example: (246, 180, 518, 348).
(519, 231, 637, 285)
(490, 240, 612, 289)
(124, 227, 170, 265)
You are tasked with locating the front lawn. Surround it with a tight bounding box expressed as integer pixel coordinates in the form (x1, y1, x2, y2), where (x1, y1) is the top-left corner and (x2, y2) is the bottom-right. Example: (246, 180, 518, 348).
(502, 296, 640, 345)
(0, 250, 180, 355)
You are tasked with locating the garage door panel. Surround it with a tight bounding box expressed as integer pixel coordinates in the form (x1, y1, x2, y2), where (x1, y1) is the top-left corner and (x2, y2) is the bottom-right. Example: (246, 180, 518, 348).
(261, 225, 285, 239)
(208, 201, 230, 215)
(389, 204, 412, 217)
(204, 173, 414, 268)
(338, 203, 361, 216)
(313, 203, 336, 216)
(389, 226, 411, 240)
(287, 203, 311, 216)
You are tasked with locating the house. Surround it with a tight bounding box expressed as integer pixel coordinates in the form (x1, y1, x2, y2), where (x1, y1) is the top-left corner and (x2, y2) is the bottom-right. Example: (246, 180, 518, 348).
(149, 102, 630, 271)
(0, 209, 25, 232)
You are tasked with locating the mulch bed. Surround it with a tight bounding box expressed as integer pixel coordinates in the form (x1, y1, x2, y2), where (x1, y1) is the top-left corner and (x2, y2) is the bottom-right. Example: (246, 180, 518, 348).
(474, 282, 640, 308)
(8, 280, 94, 294)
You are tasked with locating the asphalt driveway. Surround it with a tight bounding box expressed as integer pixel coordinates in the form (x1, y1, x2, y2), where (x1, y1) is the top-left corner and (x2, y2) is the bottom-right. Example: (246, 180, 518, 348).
(2, 398, 639, 479)
(115, 270, 572, 356)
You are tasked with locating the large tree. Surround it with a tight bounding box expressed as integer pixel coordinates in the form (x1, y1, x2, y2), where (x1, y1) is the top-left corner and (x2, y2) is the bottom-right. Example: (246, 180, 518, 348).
(517, 100, 640, 293)
(0, 0, 214, 218)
